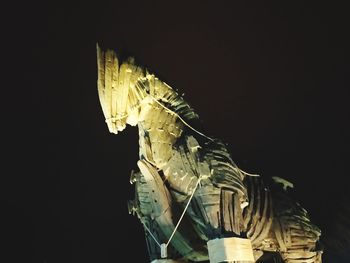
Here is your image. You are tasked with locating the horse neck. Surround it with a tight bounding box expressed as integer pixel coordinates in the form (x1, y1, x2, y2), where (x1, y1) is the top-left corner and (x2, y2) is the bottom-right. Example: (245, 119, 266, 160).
(136, 96, 186, 169)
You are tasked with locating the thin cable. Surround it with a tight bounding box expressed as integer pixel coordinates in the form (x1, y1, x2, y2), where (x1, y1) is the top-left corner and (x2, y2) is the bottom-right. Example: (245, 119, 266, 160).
(139, 176, 202, 251)
(142, 221, 161, 247)
(150, 96, 214, 142)
(134, 81, 214, 142)
(166, 176, 202, 247)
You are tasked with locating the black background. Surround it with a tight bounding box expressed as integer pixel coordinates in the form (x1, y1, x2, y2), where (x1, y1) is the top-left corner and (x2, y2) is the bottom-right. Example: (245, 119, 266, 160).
(2, 1, 349, 262)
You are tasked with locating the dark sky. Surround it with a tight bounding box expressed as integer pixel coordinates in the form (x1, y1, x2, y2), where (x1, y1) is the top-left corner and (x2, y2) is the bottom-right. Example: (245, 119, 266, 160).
(2, 1, 349, 262)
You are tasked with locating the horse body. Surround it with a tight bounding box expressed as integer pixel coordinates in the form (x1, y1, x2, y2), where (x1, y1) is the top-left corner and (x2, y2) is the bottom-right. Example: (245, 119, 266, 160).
(97, 46, 323, 262)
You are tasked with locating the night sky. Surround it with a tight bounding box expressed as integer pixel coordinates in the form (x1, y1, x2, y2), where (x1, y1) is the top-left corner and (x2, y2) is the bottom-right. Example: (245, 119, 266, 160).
(2, 1, 349, 262)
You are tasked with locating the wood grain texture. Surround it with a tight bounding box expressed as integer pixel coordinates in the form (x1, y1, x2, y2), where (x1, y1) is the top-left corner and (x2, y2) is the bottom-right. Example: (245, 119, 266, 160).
(97, 47, 323, 262)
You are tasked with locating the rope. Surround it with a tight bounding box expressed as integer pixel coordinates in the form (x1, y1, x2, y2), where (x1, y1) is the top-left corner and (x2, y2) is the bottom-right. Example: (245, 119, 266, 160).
(134, 82, 214, 142)
(166, 176, 202, 246)
(142, 176, 203, 258)
(142, 221, 161, 247)
(150, 96, 214, 142)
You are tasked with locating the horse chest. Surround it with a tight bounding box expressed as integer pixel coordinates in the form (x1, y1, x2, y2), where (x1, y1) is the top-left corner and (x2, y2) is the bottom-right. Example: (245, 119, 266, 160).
(162, 137, 212, 198)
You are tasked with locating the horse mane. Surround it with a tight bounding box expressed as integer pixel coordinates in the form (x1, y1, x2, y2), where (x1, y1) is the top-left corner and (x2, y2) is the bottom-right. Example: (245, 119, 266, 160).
(135, 73, 200, 123)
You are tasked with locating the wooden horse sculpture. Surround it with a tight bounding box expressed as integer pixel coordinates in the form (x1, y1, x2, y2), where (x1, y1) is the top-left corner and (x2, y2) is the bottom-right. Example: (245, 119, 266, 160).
(96, 45, 323, 263)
